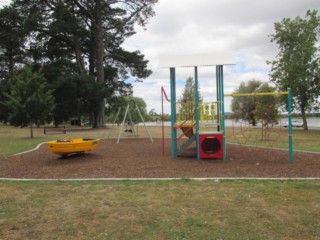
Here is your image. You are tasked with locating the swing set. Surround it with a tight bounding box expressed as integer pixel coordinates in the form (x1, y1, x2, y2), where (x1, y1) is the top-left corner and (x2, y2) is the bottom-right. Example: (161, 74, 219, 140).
(107, 100, 153, 144)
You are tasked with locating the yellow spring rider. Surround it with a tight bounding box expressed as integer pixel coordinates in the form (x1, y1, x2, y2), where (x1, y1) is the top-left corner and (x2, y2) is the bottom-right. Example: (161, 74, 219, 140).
(47, 138, 100, 157)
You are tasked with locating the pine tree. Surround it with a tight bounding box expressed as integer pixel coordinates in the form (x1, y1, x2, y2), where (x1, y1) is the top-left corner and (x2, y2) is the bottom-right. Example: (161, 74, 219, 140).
(4, 65, 55, 138)
(178, 76, 202, 120)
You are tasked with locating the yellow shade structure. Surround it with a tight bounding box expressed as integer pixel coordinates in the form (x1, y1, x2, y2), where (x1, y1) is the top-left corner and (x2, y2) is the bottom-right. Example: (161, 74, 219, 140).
(47, 138, 100, 156)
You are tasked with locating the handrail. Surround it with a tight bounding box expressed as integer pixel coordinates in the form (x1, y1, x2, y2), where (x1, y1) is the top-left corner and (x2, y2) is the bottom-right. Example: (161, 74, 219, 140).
(161, 87, 170, 155)
(175, 123, 196, 142)
(225, 92, 288, 97)
(161, 86, 170, 102)
(174, 112, 195, 129)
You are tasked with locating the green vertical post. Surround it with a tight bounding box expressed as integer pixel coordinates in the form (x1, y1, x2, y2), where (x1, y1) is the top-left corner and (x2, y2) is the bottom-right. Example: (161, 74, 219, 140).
(288, 88, 293, 163)
(194, 66, 200, 160)
(170, 68, 177, 159)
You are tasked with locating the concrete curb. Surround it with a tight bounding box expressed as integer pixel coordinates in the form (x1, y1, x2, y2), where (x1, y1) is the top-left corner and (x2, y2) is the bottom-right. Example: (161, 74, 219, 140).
(1, 177, 320, 181)
(12, 142, 48, 156)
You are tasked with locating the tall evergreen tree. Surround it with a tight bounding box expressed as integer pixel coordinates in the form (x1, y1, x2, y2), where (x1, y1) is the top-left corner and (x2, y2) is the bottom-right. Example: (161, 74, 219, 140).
(180, 77, 196, 102)
(178, 76, 202, 120)
(72, 0, 157, 128)
(0, 5, 26, 74)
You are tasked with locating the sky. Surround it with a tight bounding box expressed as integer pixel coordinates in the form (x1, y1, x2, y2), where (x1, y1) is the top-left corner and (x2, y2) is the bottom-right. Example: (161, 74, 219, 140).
(1, 0, 319, 113)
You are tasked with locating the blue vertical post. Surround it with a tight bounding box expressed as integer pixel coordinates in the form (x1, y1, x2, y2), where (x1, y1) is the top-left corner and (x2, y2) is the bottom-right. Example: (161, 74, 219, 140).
(216, 66, 220, 131)
(194, 66, 200, 160)
(170, 68, 177, 159)
(220, 66, 227, 160)
(217, 65, 226, 160)
(288, 88, 293, 163)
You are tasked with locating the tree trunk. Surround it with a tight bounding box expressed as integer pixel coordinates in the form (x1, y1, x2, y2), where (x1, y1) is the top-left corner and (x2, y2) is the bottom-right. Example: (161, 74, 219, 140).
(30, 121, 34, 139)
(249, 113, 256, 126)
(93, 0, 105, 128)
(89, 34, 95, 76)
(96, 102, 105, 128)
(301, 106, 308, 130)
(74, 36, 84, 73)
(8, 48, 14, 71)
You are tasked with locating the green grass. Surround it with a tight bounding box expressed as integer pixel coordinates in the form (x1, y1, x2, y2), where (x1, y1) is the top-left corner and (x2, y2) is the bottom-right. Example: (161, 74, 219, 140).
(0, 180, 319, 239)
(226, 126, 320, 152)
(290, 129, 320, 152)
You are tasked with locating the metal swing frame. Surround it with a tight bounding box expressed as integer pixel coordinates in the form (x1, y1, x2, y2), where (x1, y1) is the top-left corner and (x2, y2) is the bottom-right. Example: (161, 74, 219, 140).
(107, 100, 153, 144)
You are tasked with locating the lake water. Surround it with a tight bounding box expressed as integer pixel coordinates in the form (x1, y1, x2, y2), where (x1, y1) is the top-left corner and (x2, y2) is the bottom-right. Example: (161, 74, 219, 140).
(140, 117, 320, 128)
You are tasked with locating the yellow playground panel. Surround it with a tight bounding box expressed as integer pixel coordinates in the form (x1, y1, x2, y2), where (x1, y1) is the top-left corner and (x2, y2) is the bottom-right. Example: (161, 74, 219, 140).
(175, 101, 220, 135)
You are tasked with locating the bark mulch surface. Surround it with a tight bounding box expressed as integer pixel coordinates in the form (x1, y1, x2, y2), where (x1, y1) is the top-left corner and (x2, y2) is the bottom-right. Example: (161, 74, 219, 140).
(0, 138, 319, 179)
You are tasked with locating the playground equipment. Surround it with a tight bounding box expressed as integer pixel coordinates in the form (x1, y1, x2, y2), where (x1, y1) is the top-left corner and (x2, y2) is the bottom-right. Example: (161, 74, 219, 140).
(160, 53, 232, 160)
(160, 54, 293, 162)
(47, 138, 100, 156)
(107, 100, 153, 144)
(199, 132, 223, 159)
(225, 91, 293, 162)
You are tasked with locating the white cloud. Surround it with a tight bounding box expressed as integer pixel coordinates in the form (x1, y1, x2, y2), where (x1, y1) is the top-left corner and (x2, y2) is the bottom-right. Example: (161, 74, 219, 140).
(123, 0, 319, 113)
(0, 0, 10, 8)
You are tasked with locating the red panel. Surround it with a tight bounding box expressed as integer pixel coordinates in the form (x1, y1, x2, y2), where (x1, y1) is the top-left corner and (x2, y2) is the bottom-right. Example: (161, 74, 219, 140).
(199, 133, 223, 159)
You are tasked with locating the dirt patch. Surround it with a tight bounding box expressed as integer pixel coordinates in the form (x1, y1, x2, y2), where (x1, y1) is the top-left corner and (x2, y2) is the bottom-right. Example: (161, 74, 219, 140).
(0, 139, 319, 179)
